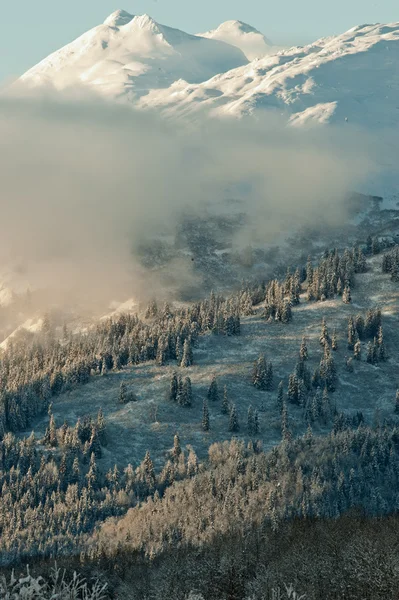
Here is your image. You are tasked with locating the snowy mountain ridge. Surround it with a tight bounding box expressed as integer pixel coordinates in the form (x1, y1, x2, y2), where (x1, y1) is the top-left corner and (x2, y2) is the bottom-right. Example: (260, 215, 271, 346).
(197, 19, 275, 60)
(20, 10, 248, 100)
(18, 11, 399, 134)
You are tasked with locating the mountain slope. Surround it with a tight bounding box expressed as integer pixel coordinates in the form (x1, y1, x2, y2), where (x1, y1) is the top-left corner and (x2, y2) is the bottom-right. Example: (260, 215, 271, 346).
(19, 9, 248, 99)
(197, 20, 273, 60)
(140, 22, 399, 128)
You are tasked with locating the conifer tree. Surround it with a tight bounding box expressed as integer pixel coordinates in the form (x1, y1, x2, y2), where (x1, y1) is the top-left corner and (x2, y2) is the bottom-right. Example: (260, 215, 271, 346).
(322, 386, 331, 423)
(180, 337, 193, 367)
(207, 375, 219, 402)
(395, 390, 399, 415)
(143, 450, 156, 490)
(89, 427, 102, 459)
(306, 255, 314, 287)
(86, 452, 98, 493)
(170, 371, 178, 402)
(347, 316, 356, 350)
(221, 385, 229, 415)
(96, 408, 107, 446)
(265, 362, 274, 391)
(366, 341, 374, 364)
(253, 354, 267, 389)
(180, 376, 192, 407)
(277, 380, 284, 413)
(377, 325, 386, 361)
(202, 399, 210, 432)
(175, 337, 183, 363)
(320, 318, 329, 347)
(287, 373, 299, 404)
(281, 300, 292, 323)
(229, 403, 239, 433)
(119, 381, 127, 404)
(342, 285, 352, 304)
(299, 336, 308, 361)
(281, 401, 291, 442)
(331, 329, 338, 351)
(172, 433, 182, 463)
(247, 405, 255, 436)
(253, 409, 259, 435)
(354, 340, 362, 361)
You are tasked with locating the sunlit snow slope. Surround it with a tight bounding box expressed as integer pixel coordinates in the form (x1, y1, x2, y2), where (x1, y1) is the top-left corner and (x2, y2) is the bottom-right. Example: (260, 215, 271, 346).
(197, 20, 273, 60)
(140, 22, 399, 129)
(20, 9, 248, 100)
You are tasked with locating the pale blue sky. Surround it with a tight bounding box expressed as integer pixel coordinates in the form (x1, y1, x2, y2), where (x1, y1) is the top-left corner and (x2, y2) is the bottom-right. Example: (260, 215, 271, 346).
(0, 0, 397, 83)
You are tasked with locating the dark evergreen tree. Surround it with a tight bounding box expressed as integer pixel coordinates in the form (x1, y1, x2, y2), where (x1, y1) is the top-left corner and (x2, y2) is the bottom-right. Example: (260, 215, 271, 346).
(172, 433, 182, 463)
(299, 336, 308, 361)
(180, 376, 192, 407)
(207, 375, 220, 402)
(377, 325, 386, 361)
(331, 329, 338, 351)
(229, 404, 239, 433)
(247, 405, 255, 436)
(281, 401, 291, 442)
(202, 399, 210, 432)
(170, 372, 178, 402)
(252, 354, 267, 390)
(119, 381, 127, 405)
(221, 385, 229, 415)
(277, 380, 284, 413)
(96, 408, 107, 446)
(265, 362, 274, 391)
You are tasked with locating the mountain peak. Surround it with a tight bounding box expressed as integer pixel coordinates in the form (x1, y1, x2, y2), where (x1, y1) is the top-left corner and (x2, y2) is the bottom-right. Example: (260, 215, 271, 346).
(104, 9, 134, 28)
(131, 14, 160, 32)
(215, 20, 262, 35)
(198, 19, 272, 60)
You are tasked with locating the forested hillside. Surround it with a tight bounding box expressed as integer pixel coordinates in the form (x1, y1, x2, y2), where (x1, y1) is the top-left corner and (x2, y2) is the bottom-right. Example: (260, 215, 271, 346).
(1, 234, 399, 599)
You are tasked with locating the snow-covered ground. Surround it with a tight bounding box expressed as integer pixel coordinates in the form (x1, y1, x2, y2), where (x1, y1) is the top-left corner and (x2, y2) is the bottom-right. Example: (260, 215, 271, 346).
(19, 254, 399, 470)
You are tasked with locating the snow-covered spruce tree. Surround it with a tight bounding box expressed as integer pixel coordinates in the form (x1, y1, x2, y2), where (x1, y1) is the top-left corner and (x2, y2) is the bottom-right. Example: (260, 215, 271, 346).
(207, 375, 219, 402)
(202, 399, 210, 432)
(228, 403, 239, 433)
(377, 325, 386, 361)
(354, 339, 362, 361)
(342, 284, 352, 304)
(96, 408, 107, 446)
(277, 380, 284, 413)
(180, 337, 193, 367)
(170, 371, 178, 402)
(180, 376, 192, 407)
(319, 317, 329, 347)
(118, 381, 127, 405)
(331, 329, 338, 351)
(265, 362, 274, 391)
(299, 336, 308, 361)
(252, 354, 267, 389)
(221, 385, 229, 415)
(281, 400, 291, 442)
(172, 433, 182, 463)
(247, 405, 255, 435)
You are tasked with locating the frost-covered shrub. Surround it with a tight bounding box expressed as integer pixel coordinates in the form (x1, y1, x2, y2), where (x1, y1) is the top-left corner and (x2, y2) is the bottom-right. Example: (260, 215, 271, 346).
(0, 564, 108, 600)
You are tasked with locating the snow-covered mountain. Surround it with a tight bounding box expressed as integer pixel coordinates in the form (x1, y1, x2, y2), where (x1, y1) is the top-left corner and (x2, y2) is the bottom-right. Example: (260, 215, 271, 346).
(19, 13, 399, 133)
(139, 22, 399, 130)
(197, 20, 273, 60)
(20, 9, 247, 99)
